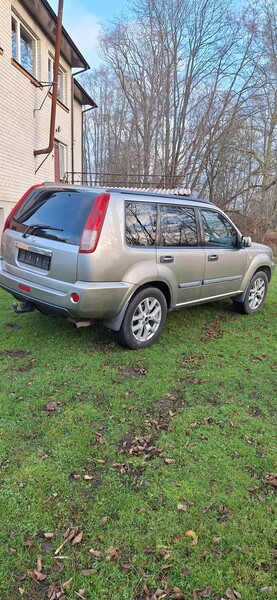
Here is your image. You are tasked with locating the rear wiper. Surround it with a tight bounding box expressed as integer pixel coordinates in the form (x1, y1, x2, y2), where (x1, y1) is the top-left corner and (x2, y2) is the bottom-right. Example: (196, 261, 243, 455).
(22, 224, 64, 238)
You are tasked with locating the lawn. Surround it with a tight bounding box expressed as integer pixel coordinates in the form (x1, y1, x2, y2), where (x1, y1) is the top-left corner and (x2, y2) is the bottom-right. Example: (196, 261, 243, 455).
(0, 272, 276, 600)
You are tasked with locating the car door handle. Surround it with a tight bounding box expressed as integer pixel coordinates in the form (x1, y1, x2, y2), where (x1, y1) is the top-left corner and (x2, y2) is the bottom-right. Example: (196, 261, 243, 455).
(208, 254, 219, 261)
(160, 256, 174, 263)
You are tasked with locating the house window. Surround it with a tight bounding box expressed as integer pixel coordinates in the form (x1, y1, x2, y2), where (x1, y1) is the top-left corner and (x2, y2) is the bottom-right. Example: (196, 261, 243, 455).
(48, 55, 65, 104)
(54, 141, 67, 182)
(11, 15, 37, 77)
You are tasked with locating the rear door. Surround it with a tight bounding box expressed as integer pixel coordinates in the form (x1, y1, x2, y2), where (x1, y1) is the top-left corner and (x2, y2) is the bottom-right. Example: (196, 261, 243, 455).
(2, 188, 98, 288)
(156, 204, 205, 306)
(199, 208, 247, 298)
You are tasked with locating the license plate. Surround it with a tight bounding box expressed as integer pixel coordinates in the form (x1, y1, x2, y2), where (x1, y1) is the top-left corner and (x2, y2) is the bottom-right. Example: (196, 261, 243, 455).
(18, 249, 51, 271)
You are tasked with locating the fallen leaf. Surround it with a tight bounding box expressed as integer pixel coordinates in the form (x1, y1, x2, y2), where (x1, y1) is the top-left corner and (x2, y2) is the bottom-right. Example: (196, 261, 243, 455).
(164, 552, 172, 561)
(106, 546, 120, 561)
(84, 475, 94, 480)
(42, 492, 58, 504)
(44, 532, 54, 539)
(46, 402, 57, 412)
(171, 590, 185, 599)
(198, 587, 213, 597)
(177, 504, 187, 512)
(24, 539, 34, 550)
(185, 530, 198, 545)
(144, 545, 155, 554)
(165, 458, 175, 464)
(54, 526, 78, 555)
(33, 570, 47, 581)
(72, 531, 83, 545)
(89, 548, 101, 557)
(96, 436, 106, 445)
(37, 555, 42, 572)
(121, 562, 132, 572)
(62, 577, 73, 590)
(226, 588, 241, 599)
(70, 471, 82, 479)
(99, 516, 108, 526)
(264, 473, 277, 487)
(81, 569, 97, 576)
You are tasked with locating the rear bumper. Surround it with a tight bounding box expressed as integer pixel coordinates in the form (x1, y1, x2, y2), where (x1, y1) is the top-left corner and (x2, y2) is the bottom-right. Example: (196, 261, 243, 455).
(0, 259, 133, 320)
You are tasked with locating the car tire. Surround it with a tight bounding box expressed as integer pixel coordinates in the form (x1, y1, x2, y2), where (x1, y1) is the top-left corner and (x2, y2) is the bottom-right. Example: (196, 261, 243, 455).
(233, 271, 268, 315)
(115, 287, 167, 350)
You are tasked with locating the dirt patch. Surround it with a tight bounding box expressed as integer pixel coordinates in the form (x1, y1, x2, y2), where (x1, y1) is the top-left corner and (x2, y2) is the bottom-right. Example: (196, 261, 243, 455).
(6, 359, 36, 373)
(22, 581, 49, 600)
(5, 322, 21, 330)
(156, 389, 188, 415)
(179, 354, 206, 370)
(69, 465, 103, 490)
(118, 433, 162, 460)
(117, 431, 136, 452)
(248, 405, 265, 418)
(112, 463, 146, 490)
(155, 396, 175, 415)
(117, 365, 147, 379)
(0, 349, 32, 359)
(200, 326, 224, 343)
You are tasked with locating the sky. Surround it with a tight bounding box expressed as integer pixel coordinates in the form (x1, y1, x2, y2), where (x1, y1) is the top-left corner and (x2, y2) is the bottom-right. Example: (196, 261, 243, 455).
(47, 0, 129, 68)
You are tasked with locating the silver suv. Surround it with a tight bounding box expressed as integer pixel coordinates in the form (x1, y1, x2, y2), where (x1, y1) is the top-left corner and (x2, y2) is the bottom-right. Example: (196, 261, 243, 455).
(0, 183, 274, 349)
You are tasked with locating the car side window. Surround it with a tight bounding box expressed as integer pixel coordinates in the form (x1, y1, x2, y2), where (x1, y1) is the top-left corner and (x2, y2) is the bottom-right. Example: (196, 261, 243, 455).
(160, 205, 197, 246)
(201, 210, 237, 248)
(125, 202, 157, 246)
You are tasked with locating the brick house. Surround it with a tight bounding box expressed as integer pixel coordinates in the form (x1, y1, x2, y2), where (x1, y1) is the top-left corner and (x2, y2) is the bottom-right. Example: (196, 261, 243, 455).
(0, 0, 96, 232)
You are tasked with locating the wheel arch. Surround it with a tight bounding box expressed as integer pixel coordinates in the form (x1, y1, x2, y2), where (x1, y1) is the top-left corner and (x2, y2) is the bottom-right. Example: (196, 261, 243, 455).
(104, 280, 171, 332)
(233, 266, 270, 304)
(254, 265, 271, 282)
(137, 280, 171, 308)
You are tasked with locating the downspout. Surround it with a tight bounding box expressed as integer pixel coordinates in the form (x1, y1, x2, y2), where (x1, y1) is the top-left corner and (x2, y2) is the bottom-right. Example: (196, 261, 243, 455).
(71, 67, 88, 184)
(34, 0, 64, 158)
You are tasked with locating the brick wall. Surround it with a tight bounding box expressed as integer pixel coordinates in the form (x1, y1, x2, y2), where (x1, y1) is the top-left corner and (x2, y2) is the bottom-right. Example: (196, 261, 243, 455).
(0, 0, 83, 229)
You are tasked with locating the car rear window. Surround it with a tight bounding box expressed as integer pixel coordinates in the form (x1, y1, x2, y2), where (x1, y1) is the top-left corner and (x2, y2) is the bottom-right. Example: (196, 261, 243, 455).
(12, 189, 98, 245)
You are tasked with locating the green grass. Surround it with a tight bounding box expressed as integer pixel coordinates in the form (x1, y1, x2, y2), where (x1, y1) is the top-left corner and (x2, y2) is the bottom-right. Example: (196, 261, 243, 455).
(0, 273, 276, 600)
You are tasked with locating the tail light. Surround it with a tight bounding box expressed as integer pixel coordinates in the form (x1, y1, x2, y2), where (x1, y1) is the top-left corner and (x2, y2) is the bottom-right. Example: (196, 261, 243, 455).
(3, 184, 43, 232)
(79, 192, 110, 254)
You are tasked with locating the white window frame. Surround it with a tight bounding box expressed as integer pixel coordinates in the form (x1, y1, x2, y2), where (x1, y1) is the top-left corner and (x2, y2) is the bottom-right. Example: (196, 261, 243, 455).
(48, 54, 66, 105)
(58, 143, 67, 181)
(11, 13, 37, 77)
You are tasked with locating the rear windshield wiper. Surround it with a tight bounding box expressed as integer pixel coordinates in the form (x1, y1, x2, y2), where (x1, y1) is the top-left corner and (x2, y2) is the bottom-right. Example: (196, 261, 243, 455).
(22, 224, 64, 238)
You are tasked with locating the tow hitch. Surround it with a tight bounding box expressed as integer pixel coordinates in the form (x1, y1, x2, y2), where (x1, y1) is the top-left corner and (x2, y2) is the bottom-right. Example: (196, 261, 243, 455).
(12, 300, 35, 314)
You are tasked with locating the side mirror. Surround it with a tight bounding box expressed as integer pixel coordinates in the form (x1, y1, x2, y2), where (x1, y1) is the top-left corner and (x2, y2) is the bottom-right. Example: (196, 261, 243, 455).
(241, 236, 252, 248)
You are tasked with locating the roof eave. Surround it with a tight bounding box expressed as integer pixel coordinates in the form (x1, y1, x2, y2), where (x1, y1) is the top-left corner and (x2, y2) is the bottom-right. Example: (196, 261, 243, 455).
(73, 79, 97, 108)
(20, 0, 90, 70)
